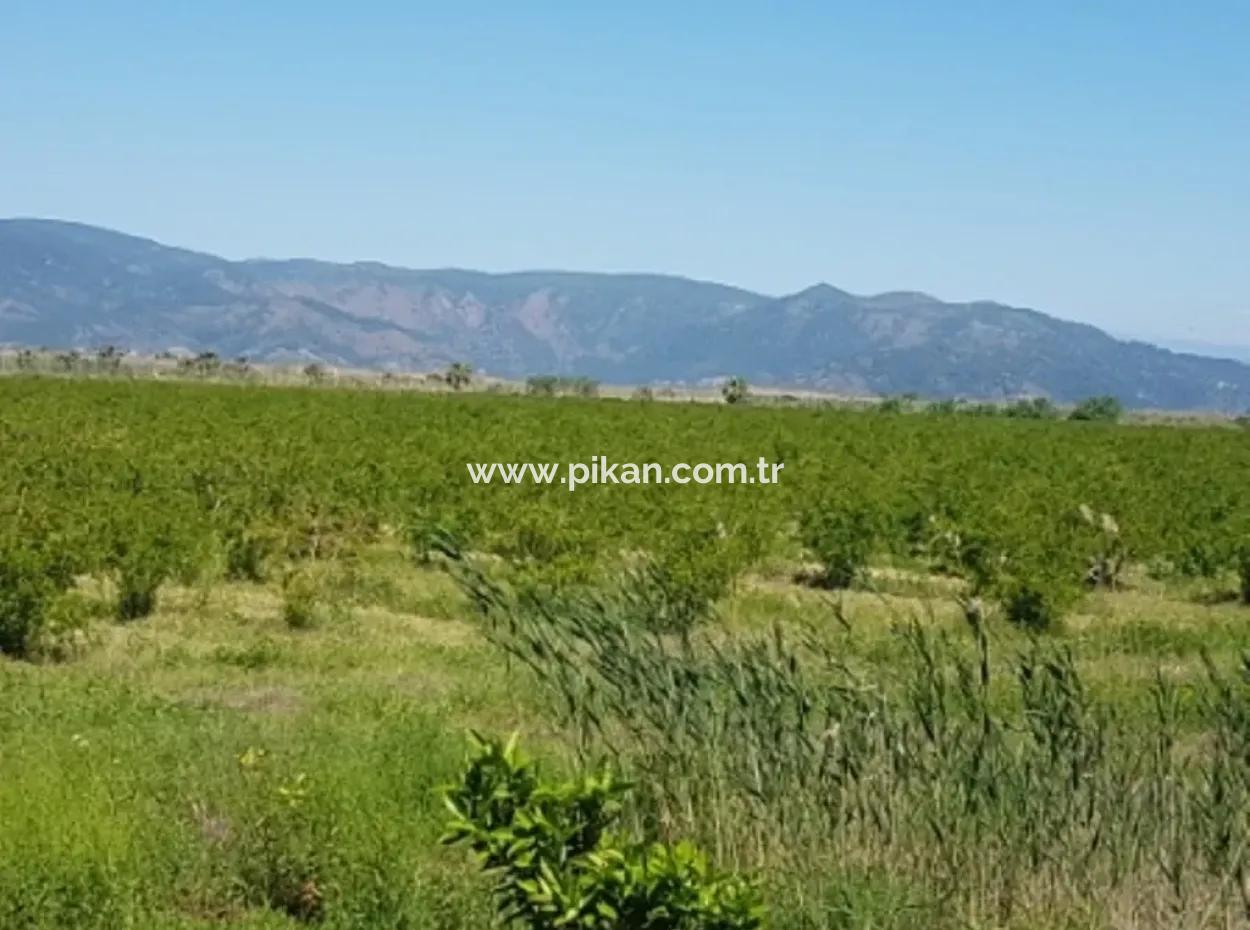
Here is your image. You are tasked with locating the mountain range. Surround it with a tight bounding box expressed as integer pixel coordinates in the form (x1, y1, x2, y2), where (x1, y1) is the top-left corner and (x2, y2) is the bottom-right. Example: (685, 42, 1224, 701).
(1, 218, 1248, 411)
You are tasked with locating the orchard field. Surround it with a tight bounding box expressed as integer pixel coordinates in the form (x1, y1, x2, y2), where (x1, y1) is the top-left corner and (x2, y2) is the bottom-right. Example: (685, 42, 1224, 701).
(3, 375, 1250, 929)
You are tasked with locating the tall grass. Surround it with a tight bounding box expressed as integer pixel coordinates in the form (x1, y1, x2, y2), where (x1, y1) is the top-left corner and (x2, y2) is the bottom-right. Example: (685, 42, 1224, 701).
(451, 556, 1250, 928)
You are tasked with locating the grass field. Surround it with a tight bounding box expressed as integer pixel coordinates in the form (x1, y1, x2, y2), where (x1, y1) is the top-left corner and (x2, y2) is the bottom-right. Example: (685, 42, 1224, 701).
(3, 376, 1250, 929)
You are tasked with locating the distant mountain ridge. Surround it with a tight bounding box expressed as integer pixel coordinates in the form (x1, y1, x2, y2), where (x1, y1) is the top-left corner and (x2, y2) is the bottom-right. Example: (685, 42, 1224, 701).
(1141, 336, 1250, 366)
(2, 218, 1248, 411)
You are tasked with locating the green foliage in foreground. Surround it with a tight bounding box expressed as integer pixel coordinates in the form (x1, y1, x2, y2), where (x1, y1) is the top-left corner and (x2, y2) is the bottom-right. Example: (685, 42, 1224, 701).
(443, 734, 764, 930)
(4, 375, 1250, 926)
(447, 552, 1250, 928)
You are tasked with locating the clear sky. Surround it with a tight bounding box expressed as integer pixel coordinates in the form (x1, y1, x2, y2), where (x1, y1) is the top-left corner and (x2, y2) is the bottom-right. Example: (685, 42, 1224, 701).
(3, 1, 1248, 344)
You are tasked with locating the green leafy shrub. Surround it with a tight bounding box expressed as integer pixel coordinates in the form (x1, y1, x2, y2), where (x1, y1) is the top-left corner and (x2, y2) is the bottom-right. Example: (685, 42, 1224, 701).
(115, 566, 160, 621)
(0, 543, 76, 658)
(223, 523, 276, 582)
(919, 517, 1081, 631)
(442, 733, 765, 930)
(997, 579, 1062, 631)
(281, 569, 321, 630)
(0, 553, 54, 657)
(1171, 535, 1230, 580)
(276, 565, 352, 630)
(109, 533, 180, 621)
(1069, 395, 1123, 422)
(937, 522, 994, 579)
(526, 375, 559, 397)
(800, 504, 878, 589)
(101, 503, 191, 620)
(409, 507, 482, 566)
(618, 527, 741, 634)
(1004, 397, 1058, 419)
(992, 550, 1084, 632)
(498, 517, 600, 595)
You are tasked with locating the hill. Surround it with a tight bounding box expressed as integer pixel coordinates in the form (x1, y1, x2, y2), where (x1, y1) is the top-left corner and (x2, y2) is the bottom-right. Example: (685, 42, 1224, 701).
(2, 218, 1247, 410)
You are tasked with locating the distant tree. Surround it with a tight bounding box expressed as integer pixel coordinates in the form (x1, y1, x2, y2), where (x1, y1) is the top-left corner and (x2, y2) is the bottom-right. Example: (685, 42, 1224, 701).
(722, 376, 749, 405)
(182, 351, 221, 377)
(15, 349, 35, 372)
(1069, 395, 1123, 423)
(303, 362, 327, 384)
(445, 362, 474, 391)
(926, 398, 960, 416)
(54, 350, 81, 373)
(1004, 397, 1058, 420)
(225, 357, 252, 378)
(96, 345, 123, 374)
(633, 386, 655, 402)
(526, 375, 559, 397)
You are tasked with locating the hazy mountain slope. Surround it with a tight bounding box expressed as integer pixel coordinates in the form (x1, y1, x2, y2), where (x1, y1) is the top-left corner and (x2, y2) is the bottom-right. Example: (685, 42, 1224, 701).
(1143, 336, 1250, 365)
(2, 218, 1247, 411)
(242, 259, 764, 376)
(700, 287, 1250, 409)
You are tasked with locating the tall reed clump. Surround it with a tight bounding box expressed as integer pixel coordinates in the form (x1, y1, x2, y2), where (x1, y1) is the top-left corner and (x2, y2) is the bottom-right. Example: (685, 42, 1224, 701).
(445, 552, 1250, 928)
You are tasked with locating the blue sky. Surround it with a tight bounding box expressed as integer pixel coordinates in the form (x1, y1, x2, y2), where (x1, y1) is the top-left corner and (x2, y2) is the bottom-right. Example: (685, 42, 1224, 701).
(3, 1, 1248, 344)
